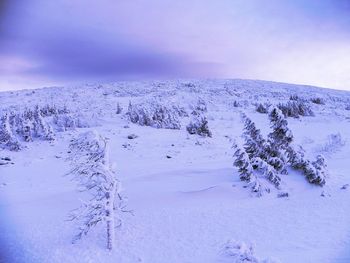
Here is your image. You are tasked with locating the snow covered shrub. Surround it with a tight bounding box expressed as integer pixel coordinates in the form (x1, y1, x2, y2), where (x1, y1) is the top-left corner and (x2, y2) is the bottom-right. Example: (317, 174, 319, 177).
(116, 102, 123, 114)
(222, 240, 280, 263)
(53, 114, 76, 131)
(126, 101, 181, 129)
(286, 146, 327, 186)
(310, 97, 325, 105)
(222, 240, 259, 262)
(0, 113, 21, 151)
(251, 157, 281, 188)
(16, 115, 33, 142)
(0, 156, 12, 165)
(171, 104, 188, 117)
(233, 143, 254, 182)
(268, 107, 293, 149)
(289, 94, 300, 101)
(0, 106, 58, 148)
(277, 101, 314, 118)
(233, 143, 269, 195)
(67, 131, 129, 250)
(33, 106, 55, 141)
(232, 115, 283, 193)
(320, 133, 345, 153)
(286, 145, 306, 170)
(186, 115, 212, 137)
(234, 108, 326, 192)
(53, 113, 91, 132)
(183, 82, 196, 88)
(40, 104, 69, 117)
(255, 103, 270, 114)
(302, 155, 327, 186)
(242, 115, 267, 161)
(345, 105, 350, 111)
(232, 100, 241, 107)
(191, 98, 207, 115)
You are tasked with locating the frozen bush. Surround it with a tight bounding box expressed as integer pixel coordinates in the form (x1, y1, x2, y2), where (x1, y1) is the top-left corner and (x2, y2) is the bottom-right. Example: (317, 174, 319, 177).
(277, 101, 314, 118)
(171, 105, 188, 117)
(233, 143, 270, 196)
(53, 114, 77, 131)
(310, 97, 325, 105)
(0, 106, 61, 147)
(0, 156, 12, 165)
(287, 147, 327, 186)
(53, 113, 93, 131)
(0, 113, 21, 151)
(232, 100, 241, 107)
(255, 103, 270, 114)
(222, 240, 259, 262)
(116, 102, 123, 114)
(320, 133, 345, 153)
(235, 110, 326, 193)
(302, 155, 327, 186)
(289, 94, 300, 101)
(18, 116, 33, 142)
(186, 115, 212, 137)
(251, 157, 281, 188)
(33, 106, 55, 141)
(126, 101, 181, 129)
(241, 115, 268, 161)
(222, 240, 280, 263)
(233, 143, 254, 182)
(31, 104, 70, 117)
(191, 98, 207, 115)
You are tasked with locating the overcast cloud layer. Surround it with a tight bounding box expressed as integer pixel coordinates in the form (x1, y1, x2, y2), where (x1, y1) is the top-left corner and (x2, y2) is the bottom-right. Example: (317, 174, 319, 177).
(0, 0, 350, 91)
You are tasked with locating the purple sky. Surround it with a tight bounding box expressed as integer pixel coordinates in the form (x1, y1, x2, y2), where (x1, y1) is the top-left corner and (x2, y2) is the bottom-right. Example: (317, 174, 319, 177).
(0, 0, 350, 91)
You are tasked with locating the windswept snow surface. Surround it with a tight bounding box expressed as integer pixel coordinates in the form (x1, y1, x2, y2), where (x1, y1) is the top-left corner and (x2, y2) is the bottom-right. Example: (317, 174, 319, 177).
(1, 79, 350, 263)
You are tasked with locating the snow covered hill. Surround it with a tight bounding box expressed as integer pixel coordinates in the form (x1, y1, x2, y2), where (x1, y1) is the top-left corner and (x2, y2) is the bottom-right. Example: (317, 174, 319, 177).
(1, 79, 350, 263)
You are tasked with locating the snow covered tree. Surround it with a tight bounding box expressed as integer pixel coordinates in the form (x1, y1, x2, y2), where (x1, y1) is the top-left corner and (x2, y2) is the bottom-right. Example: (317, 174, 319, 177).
(309, 155, 327, 185)
(268, 107, 293, 150)
(186, 115, 212, 137)
(233, 143, 254, 182)
(19, 115, 33, 142)
(0, 113, 21, 151)
(255, 103, 269, 114)
(266, 107, 293, 174)
(33, 106, 55, 141)
(242, 115, 267, 161)
(300, 155, 327, 186)
(53, 113, 77, 131)
(251, 157, 281, 188)
(286, 146, 327, 186)
(233, 143, 269, 196)
(192, 98, 207, 114)
(67, 131, 128, 250)
(277, 101, 314, 118)
(286, 145, 306, 170)
(240, 115, 281, 189)
(152, 104, 181, 129)
(126, 101, 181, 129)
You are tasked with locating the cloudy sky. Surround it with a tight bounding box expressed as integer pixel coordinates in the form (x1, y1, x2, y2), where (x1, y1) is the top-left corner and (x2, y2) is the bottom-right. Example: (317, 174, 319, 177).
(0, 0, 350, 91)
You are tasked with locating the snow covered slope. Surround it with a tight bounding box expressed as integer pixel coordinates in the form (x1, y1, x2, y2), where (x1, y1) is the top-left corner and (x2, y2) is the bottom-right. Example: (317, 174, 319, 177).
(0, 79, 350, 263)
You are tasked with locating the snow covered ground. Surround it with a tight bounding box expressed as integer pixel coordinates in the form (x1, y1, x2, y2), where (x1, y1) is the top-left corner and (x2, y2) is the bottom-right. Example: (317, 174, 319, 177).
(1, 79, 350, 263)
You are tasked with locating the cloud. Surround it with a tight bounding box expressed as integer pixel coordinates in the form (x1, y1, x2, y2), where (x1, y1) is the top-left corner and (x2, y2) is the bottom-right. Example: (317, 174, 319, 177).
(0, 0, 350, 90)
(0, 0, 219, 88)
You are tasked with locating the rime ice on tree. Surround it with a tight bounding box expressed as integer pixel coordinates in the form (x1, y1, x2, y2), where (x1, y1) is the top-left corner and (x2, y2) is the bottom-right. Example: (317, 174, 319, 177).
(67, 131, 128, 250)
